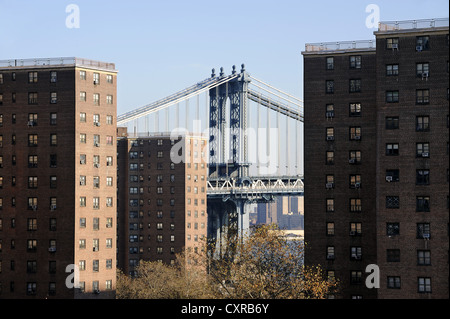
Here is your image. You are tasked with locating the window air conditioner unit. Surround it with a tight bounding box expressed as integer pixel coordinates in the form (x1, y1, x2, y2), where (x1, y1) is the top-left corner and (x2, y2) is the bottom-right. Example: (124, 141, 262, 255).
(422, 72, 429, 78)
(354, 135, 361, 140)
(416, 45, 423, 51)
(326, 111, 334, 118)
(94, 142, 99, 147)
(327, 254, 335, 260)
(349, 158, 356, 164)
(391, 43, 398, 50)
(422, 152, 429, 158)
(386, 176, 393, 182)
(94, 122, 100, 126)
(28, 121, 35, 127)
(48, 247, 56, 252)
(32, 205, 38, 211)
(422, 233, 430, 239)
(350, 231, 356, 236)
(50, 205, 57, 211)
(326, 183, 334, 189)
(93, 80, 99, 85)
(94, 163, 99, 168)
(326, 136, 334, 141)
(354, 182, 361, 188)
(353, 255, 361, 260)
(93, 247, 98, 252)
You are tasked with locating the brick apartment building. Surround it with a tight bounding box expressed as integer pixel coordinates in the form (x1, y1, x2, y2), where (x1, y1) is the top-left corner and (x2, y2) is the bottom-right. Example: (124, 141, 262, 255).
(116, 129, 208, 276)
(0, 57, 118, 298)
(302, 18, 449, 298)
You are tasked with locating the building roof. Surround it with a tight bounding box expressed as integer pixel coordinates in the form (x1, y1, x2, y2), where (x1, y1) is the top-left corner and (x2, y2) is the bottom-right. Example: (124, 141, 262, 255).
(0, 57, 117, 72)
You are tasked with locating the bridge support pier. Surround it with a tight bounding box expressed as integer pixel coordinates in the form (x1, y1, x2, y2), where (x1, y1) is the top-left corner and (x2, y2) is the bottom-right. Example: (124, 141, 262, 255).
(207, 197, 249, 254)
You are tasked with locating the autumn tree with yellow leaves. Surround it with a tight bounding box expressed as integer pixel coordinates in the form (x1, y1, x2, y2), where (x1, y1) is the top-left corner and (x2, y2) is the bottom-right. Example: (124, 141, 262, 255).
(116, 224, 338, 299)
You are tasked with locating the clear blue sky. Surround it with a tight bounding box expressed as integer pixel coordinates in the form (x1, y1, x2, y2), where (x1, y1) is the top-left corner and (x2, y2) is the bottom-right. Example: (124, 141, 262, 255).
(0, 0, 448, 115)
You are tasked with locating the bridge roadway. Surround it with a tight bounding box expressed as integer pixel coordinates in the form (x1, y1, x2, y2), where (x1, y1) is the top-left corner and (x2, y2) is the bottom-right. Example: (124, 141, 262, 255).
(206, 175, 304, 201)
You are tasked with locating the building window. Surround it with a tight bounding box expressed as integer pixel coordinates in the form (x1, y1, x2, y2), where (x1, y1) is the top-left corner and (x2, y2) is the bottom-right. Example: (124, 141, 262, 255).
(386, 38, 399, 49)
(416, 63, 429, 77)
(50, 71, 57, 83)
(326, 151, 334, 165)
(349, 127, 361, 140)
(93, 73, 100, 85)
(386, 64, 399, 76)
(349, 79, 361, 93)
(106, 74, 113, 84)
(350, 223, 362, 236)
(350, 247, 362, 260)
(350, 271, 362, 285)
(386, 222, 400, 236)
(80, 71, 86, 80)
(386, 169, 400, 182)
(349, 175, 361, 188)
(326, 175, 334, 189)
(327, 223, 335, 236)
(386, 117, 399, 129)
(50, 92, 57, 104)
(416, 170, 430, 185)
(349, 151, 361, 164)
(28, 134, 38, 147)
(416, 143, 430, 157)
(416, 89, 430, 104)
(349, 55, 361, 69)
(350, 198, 362, 212)
(416, 116, 429, 131)
(28, 72, 38, 83)
(387, 249, 400, 262)
(326, 80, 334, 94)
(386, 143, 399, 156)
(417, 223, 431, 239)
(418, 277, 431, 293)
(326, 199, 334, 212)
(416, 196, 430, 212)
(387, 277, 401, 289)
(326, 104, 334, 118)
(106, 95, 113, 105)
(28, 92, 38, 105)
(416, 36, 430, 51)
(349, 103, 361, 117)
(326, 246, 335, 260)
(386, 91, 399, 103)
(417, 251, 431, 266)
(93, 93, 100, 105)
(386, 196, 400, 209)
(50, 134, 57, 146)
(326, 127, 334, 141)
(326, 57, 334, 70)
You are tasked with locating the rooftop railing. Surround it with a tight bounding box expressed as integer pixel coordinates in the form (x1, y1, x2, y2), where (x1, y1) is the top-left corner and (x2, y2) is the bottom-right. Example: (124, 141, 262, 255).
(0, 57, 116, 71)
(378, 17, 449, 32)
(304, 40, 375, 52)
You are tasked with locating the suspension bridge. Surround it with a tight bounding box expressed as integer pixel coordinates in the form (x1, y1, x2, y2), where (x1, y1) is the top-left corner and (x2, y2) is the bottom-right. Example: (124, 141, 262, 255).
(117, 64, 304, 245)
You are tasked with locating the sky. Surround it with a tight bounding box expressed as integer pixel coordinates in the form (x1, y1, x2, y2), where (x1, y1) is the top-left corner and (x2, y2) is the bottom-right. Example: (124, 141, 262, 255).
(0, 0, 448, 115)
(0, 0, 448, 175)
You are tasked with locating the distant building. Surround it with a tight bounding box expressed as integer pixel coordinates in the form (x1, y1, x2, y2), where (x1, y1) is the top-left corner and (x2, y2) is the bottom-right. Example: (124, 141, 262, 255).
(116, 131, 208, 276)
(303, 18, 449, 299)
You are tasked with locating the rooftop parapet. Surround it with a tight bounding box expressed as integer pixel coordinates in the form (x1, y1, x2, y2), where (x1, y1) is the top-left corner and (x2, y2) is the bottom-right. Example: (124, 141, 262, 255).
(378, 17, 449, 32)
(0, 57, 116, 72)
(303, 40, 375, 54)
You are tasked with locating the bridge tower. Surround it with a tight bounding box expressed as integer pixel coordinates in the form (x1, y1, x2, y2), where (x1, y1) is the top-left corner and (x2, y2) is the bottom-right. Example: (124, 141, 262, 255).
(207, 64, 255, 249)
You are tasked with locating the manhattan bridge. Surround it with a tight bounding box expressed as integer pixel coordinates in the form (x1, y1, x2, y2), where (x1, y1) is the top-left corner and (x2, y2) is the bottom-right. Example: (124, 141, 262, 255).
(117, 64, 304, 246)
